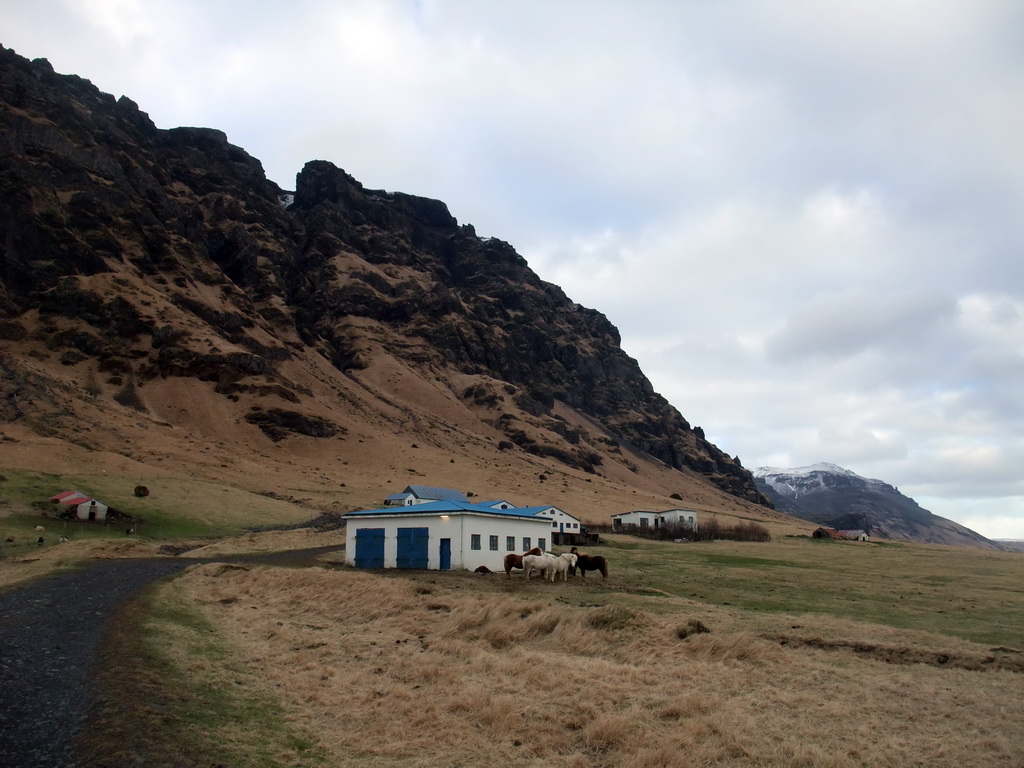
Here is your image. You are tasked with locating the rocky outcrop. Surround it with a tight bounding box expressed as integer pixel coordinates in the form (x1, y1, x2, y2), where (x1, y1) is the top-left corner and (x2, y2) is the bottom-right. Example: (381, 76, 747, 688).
(0, 45, 769, 504)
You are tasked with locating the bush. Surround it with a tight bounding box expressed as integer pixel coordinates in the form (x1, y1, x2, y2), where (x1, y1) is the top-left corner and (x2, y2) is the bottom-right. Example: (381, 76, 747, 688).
(675, 619, 711, 639)
(590, 518, 771, 543)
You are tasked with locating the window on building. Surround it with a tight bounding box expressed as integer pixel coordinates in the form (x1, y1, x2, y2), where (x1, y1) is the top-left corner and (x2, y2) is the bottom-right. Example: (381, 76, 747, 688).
(552, 521, 558, 528)
(539, 537, 546, 551)
(640, 517, 650, 527)
(471, 534, 481, 550)
(506, 536, 515, 551)
(489, 535, 499, 551)
(522, 537, 531, 551)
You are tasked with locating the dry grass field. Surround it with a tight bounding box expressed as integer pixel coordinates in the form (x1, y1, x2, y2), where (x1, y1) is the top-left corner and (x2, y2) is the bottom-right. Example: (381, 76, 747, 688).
(79, 534, 1024, 768)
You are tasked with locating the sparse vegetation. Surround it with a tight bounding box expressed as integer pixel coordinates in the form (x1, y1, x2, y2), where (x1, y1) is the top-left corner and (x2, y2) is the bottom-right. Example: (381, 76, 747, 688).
(593, 518, 772, 543)
(94, 549, 1024, 767)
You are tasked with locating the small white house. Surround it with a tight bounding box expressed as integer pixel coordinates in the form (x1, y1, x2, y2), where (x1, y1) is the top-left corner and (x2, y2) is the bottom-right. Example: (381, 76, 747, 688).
(522, 505, 583, 535)
(76, 499, 108, 521)
(479, 500, 517, 510)
(344, 501, 554, 572)
(657, 508, 699, 530)
(612, 508, 698, 531)
(611, 510, 657, 529)
(383, 485, 469, 507)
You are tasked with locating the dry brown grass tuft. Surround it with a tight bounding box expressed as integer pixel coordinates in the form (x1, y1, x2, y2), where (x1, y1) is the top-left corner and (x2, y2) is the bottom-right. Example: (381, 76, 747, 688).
(151, 564, 1024, 767)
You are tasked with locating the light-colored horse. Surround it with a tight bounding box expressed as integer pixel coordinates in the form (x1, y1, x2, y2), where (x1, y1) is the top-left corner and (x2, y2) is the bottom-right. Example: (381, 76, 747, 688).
(551, 552, 577, 581)
(523, 552, 559, 581)
(504, 547, 543, 578)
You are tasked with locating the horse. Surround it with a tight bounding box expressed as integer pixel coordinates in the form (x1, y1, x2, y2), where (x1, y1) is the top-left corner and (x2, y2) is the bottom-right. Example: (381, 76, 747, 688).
(504, 546, 543, 578)
(551, 553, 577, 581)
(523, 552, 559, 581)
(570, 547, 608, 579)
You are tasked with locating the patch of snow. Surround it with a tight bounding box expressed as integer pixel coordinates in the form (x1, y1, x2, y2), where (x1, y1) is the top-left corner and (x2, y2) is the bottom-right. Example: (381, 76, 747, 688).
(753, 462, 856, 478)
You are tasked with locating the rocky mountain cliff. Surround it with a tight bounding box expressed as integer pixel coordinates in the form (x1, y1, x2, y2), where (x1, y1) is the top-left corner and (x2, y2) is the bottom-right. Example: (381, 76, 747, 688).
(0, 45, 774, 519)
(753, 463, 1000, 549)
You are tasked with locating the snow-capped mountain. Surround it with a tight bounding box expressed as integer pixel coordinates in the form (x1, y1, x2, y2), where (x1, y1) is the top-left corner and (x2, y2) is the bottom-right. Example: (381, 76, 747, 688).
(753, 464, 1002, 550)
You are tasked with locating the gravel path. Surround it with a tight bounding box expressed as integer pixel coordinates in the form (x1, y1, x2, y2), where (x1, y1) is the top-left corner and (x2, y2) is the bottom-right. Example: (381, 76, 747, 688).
(0, 546, 344, 767)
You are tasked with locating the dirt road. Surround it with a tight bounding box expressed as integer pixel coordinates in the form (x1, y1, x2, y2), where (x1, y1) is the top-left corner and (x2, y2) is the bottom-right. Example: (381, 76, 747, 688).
(0, 546, 344, 767)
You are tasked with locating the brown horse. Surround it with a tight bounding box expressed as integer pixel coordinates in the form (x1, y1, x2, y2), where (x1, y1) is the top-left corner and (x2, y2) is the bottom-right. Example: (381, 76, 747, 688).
(504, 547, 543, 578)
(570, 547, 608, 579)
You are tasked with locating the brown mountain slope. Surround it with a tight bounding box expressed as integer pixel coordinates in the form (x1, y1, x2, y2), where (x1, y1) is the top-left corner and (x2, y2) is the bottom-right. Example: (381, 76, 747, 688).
(0, 45, 797, 532)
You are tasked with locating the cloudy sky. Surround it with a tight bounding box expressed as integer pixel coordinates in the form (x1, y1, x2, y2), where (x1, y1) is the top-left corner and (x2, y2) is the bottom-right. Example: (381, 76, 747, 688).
(4, 1, 1023, 538)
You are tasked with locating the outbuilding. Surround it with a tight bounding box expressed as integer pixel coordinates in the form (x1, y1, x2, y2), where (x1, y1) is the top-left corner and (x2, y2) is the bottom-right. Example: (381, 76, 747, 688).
(840, 529, 870, 541)
(612, 508, 698, 531)
(382, 485, 469, 507)
(76, 499, 108, 521)
(656, 508, 699, 530)
(50, 490, 91, 506)
(344, 501, 553, 572)
(523, 505, 583, 535)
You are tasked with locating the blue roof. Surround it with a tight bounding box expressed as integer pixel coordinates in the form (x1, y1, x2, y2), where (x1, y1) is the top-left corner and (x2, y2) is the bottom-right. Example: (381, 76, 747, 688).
(385, 493, 409, 501)
(345, 500, 548, 521)
(405, 485, 468, 502)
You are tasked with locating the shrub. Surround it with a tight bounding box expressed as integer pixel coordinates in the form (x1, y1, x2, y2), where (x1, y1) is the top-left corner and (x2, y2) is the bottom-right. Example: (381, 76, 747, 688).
(675, 619, 711, 639)
(590, 519, 771, 543)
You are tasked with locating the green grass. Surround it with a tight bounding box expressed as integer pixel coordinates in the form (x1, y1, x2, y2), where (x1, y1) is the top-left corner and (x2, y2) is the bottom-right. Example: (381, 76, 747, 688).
(117, 584, 328, 767)
(0, 469, 314, 542)
(571, 534, 1024, 647)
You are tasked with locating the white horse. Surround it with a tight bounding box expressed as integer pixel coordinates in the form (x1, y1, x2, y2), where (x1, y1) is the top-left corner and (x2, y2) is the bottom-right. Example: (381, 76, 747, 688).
(523, 553, 559, 581)
(551, 553, 577, 581)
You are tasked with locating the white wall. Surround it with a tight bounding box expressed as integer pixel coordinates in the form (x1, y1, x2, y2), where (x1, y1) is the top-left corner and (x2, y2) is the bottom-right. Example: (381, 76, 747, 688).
(76, 501, 108, 521)
(345, 513, 553, 571)
(534, 506, 583, 534)
(612, 511, 656, 528)
(659, 509, 698, 529)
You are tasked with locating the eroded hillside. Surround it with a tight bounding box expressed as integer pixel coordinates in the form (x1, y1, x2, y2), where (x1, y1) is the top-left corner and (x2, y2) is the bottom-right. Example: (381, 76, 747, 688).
(0, 44, 787, 526)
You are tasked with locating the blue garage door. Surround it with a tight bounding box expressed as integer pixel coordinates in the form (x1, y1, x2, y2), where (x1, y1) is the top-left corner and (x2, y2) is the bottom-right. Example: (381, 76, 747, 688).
(354, 528, 385, 568)
(396, 527, 429, 569)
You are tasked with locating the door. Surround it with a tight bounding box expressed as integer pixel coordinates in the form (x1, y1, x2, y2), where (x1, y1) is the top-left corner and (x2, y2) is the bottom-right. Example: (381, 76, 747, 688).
(354, 528, 385, 568)
(439, 538, 451, 570)
(396, 527, 429, 569)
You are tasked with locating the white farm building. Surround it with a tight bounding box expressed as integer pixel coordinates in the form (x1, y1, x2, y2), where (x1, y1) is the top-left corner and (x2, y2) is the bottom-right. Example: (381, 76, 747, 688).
(382, 485, 469, 507)
(76, 499, 108, 521)
(524, 505, 583, 536)
(344, 501, 554, 572)
(612, 508, 698, 531)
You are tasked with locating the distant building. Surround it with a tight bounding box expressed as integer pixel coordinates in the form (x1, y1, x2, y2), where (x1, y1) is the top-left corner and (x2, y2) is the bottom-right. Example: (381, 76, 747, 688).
(383, 485, 469, 507)
(612, 508, 698, 531)
(812, 527, 869, 542)
(76, 499, 108, 521)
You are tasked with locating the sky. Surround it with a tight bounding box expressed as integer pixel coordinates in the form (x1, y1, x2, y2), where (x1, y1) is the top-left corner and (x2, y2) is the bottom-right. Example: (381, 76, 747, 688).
(4, 1, 1024, 539)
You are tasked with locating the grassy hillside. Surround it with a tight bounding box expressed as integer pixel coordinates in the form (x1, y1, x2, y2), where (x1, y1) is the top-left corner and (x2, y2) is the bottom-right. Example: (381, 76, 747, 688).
(0, 469, 316, 545)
